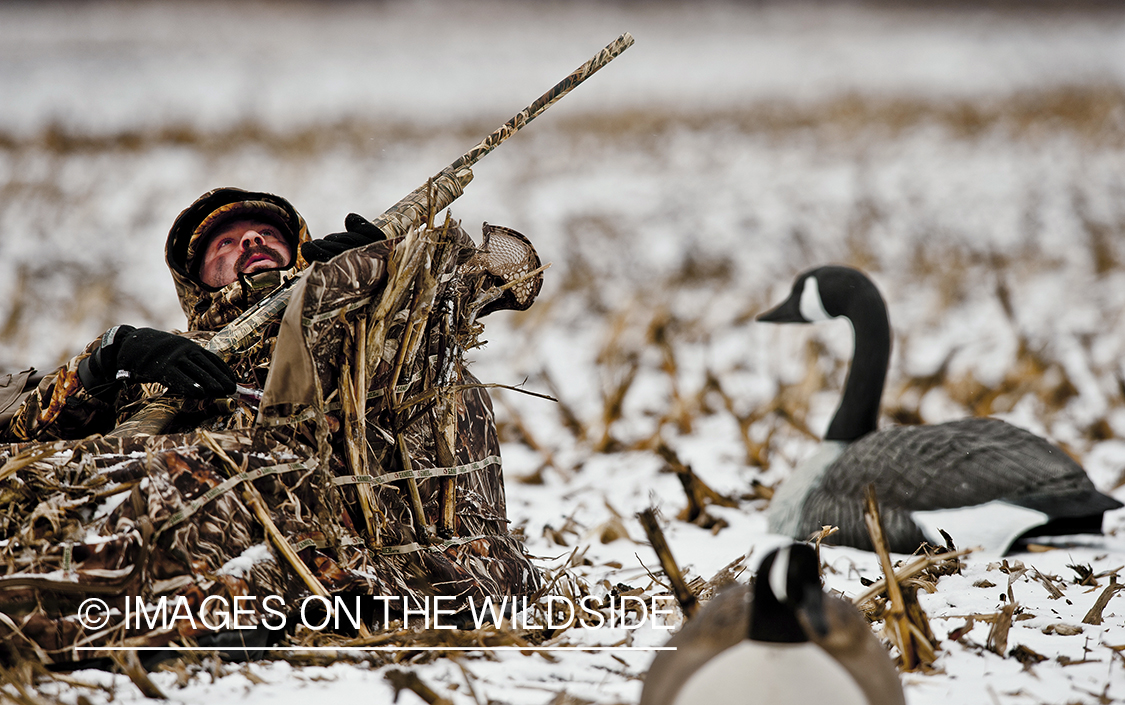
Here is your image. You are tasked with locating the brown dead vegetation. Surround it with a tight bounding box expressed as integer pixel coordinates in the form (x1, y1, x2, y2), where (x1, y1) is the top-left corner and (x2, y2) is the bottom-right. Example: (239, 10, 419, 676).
(3, 86, 1125, 160)
(564, 85, 1125, 147)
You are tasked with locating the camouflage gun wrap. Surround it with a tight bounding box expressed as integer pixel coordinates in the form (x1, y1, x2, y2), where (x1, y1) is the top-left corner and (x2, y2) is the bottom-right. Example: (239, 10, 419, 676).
(109, 32, 634, 438)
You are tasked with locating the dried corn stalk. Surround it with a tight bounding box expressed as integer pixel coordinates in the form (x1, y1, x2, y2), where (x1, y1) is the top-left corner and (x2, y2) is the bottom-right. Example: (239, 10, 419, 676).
(863, 484, 938, 671)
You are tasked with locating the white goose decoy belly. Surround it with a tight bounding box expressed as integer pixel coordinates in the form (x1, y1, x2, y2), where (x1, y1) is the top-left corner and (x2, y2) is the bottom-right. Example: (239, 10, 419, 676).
(758, 265, 1122, 554)
(672, 640, 868, 705)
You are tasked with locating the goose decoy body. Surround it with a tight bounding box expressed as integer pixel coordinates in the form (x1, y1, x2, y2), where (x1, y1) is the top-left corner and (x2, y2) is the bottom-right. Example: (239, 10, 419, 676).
(759, 265, 1123, 554)
(640, 543, 905, 705)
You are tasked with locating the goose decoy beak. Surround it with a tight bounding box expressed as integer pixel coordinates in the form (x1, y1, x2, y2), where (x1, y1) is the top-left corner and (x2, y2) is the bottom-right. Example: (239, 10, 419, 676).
(758, 272, 833, 324)
(794, 581, 831, 639)
(757, 288, 805, 323)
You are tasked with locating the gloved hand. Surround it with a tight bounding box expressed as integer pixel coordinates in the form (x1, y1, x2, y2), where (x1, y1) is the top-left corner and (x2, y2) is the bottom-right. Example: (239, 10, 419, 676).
(300, 213, 387, 263)
(78, 325, 237, 399)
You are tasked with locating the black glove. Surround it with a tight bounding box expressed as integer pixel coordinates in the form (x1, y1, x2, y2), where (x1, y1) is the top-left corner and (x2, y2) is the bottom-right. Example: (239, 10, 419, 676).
(78, 325, 237, 399)
(300, 213, 387, 263)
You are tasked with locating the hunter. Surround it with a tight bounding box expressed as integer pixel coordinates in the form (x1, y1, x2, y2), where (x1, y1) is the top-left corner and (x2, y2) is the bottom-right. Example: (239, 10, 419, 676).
(0, 188, 542, 657)
(3, 188, 373, 440)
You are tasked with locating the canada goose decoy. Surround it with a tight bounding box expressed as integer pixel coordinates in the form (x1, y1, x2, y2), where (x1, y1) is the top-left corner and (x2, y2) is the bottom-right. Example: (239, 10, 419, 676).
(758, 265, 1123, 554)
(640, 543, 905, 705)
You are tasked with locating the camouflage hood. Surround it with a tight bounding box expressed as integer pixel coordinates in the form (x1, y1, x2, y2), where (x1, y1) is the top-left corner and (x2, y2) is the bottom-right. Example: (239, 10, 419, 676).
(166, 187, 311, 331)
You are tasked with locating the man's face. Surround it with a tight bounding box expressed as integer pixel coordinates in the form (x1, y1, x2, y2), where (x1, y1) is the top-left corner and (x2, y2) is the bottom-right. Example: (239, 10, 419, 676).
(199, 219, 293, 289)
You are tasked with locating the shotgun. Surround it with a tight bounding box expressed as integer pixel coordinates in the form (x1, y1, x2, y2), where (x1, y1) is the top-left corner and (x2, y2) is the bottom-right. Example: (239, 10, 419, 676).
(108, 32, 634, 438)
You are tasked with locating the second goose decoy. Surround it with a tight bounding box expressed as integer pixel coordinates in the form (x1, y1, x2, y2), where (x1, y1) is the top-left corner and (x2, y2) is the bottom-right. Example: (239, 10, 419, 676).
(640, 543, 905, 705)
(758, 265, 1123, 554)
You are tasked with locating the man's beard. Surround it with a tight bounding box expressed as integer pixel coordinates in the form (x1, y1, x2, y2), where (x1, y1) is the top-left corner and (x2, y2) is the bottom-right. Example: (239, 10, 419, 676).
(236, 244, 288, 274)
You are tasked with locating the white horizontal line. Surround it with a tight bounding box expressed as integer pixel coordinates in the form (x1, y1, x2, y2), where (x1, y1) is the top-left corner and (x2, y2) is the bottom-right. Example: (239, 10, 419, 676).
(74, 646, 676, 652)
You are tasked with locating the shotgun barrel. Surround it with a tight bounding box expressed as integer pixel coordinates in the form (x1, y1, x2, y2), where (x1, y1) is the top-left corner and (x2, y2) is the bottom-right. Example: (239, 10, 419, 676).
(372, 32, 634, 240)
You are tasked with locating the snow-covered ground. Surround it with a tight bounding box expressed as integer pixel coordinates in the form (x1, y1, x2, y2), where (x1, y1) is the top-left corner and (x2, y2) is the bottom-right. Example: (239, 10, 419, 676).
(4, 1, 1125, 703)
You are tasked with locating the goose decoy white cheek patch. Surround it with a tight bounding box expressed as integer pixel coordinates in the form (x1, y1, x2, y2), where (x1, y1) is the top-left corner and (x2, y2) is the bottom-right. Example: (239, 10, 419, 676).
(769, 545, 791, 602)
(799, 276, 833, 322)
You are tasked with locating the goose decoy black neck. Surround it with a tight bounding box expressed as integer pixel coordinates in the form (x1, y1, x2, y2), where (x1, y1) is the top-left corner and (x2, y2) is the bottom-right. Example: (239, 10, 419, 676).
(750, 543, 827, 643)
(758, 266, 891, 443)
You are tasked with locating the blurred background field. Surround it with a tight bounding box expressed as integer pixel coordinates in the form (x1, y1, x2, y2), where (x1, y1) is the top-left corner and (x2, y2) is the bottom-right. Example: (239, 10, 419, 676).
(4, 1, 1125, 703)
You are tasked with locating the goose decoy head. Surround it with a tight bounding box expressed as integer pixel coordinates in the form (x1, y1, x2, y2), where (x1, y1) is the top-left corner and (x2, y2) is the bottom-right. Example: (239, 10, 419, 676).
(757, 266, 881, 325)
(756, 266, 891, 442)
(752, 542, 829, 642)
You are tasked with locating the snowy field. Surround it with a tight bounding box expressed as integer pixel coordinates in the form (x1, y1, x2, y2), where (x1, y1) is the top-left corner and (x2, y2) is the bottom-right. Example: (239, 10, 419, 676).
(4, 0, 1125, 703)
